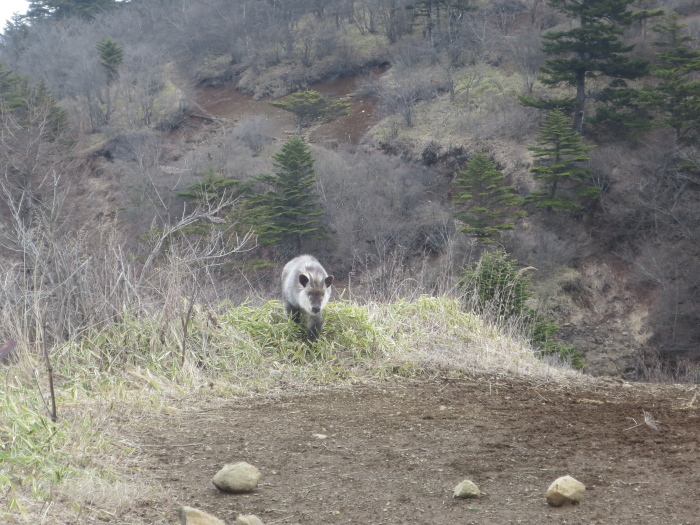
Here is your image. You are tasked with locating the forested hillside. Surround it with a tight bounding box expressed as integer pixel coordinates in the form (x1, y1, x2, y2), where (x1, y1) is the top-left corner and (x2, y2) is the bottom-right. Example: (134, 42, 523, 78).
(1, 0, 699, 379)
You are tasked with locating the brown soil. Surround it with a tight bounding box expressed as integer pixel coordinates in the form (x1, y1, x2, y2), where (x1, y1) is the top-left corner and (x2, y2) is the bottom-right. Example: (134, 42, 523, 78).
(189, 73, 380, 146)
(123, 377, 700, 525)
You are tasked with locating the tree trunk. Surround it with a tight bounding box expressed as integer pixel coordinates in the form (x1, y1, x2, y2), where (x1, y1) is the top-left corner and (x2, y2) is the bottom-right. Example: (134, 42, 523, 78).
(573, 68, 586, 133)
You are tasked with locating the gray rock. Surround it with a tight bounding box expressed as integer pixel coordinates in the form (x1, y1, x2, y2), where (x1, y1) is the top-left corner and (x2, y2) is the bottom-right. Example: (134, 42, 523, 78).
(453, 479, 480, 499)
(179, 506, 226, 525)
(546, 475, 586, 507)
(212, 461, 261, 493)
(235, 515, 265, 525)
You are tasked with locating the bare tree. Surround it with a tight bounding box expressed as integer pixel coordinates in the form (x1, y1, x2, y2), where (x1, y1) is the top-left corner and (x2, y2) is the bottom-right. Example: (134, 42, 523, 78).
(369, 71, 436, 127)
(506, 28, 545, 96)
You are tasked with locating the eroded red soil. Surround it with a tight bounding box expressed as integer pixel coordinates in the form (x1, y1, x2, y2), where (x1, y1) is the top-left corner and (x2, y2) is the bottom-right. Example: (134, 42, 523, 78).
(189, 73, 380, 146)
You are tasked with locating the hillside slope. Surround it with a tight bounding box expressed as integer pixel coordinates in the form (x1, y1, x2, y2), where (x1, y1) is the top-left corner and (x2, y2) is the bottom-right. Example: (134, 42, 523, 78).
(1, 0, 699, 376)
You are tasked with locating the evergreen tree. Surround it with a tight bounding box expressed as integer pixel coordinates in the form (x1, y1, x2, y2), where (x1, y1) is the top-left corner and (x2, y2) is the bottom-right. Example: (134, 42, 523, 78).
(96, 38, 123, 85)
(453, 152, 524, 244)
(175, 167, 248, 245)
(0, 63, 24, 114)
(520, 0, 661, 132)
(271, 90, 350, 136)
(26, 0, 118, 21)
(0, 64, 66, 136)
(95, 38, 123, 126)
(528, 109, 598, 211)
(641, 14, 700, 142)
(247, 137, 326, 253)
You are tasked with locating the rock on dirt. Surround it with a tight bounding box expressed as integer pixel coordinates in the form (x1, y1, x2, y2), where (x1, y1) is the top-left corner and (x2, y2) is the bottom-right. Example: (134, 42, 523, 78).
(179, 506, 226, 525)
(453, 479, 481, 498)
(235, 515, 265, 525)
(546, 475, 586, 507)
(212, 462, 261, 493)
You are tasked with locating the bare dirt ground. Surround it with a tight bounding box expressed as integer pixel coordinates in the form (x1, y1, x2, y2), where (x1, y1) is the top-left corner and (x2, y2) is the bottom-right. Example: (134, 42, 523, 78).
(122, 376, 699, 525)
(190, 73, 380, 146)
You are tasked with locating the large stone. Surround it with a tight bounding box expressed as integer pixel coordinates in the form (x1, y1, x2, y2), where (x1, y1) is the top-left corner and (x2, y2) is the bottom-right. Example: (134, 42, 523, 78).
(546, 475, 586, 507)
(235, 515, 265, 525)
(453, 479, 480, 499)
(212, 461, 261, 493)
(179, 506, 226, 525)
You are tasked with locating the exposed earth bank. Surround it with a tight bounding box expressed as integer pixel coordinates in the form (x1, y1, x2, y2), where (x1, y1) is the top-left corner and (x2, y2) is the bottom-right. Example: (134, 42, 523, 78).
(124, 376, 699, 524)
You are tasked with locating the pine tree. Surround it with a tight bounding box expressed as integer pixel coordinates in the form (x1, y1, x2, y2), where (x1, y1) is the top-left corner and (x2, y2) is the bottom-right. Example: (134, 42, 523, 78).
(520, 0, 661, 132)
(271, 91, 350, 136)
(26, 0, 118, 21)
(95, 38, 123, 126)
(641, 14, 700, 142)
(175, 167, 248, 244)
(528, 109, 598, 211)
(453, 152, 524, 244)
(0, 64, 66, 136)
(247, 137, 326, 253)
(0, 63, 25, 114)
(96, 38, 123, 85)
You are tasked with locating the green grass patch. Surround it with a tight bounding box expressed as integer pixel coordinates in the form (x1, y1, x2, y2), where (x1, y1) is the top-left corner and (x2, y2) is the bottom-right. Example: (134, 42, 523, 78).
(0, 381, 118, 519)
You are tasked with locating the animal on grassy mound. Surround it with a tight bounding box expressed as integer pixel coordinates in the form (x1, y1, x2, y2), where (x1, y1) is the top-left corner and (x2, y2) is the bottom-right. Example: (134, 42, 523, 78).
(282, 255, 333, 342)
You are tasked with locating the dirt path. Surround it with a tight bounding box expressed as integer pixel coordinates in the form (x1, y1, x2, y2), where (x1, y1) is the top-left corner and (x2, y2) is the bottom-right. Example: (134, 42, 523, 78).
(122, 377, 699, 524)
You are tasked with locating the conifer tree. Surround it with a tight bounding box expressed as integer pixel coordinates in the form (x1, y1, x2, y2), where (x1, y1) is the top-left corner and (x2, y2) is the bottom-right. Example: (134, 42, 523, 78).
(95, 38, 123, 125)
(96, 38, 123, 85)
(0, 63, 24, 114)
(247, 137, 326, 253)
(0, 65, 66, 135)
(271, 90, 350, 136)
(453, 152, 524, 244)
(175, 167, 248, 244)
(528, 110, 598, 211)
(26, 0, 118, 21)
(642, 14, 700, 142)
(520, 0, 661, 132)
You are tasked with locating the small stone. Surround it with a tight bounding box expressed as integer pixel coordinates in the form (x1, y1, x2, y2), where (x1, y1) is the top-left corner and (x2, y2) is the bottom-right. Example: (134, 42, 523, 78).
(179, 506, 226, 525)
(546, 475, 586, 507)
(212, 462, 261, 493)
(312, 433, 327, 439)
(235, 515, 265, 525)
(453, 479, 480, 499)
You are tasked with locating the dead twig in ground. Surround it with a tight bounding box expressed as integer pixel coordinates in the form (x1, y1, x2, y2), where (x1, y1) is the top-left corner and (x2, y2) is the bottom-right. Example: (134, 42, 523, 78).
(624, 410, 659, 431)
(118, 440, 203, 448)
(679, 390, 698, 410)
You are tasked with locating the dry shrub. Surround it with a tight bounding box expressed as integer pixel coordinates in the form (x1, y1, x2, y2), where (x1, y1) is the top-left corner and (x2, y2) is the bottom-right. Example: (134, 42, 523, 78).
(231, 115, 277, 154)
(314, 146, 453, 280)
(456, 94, 540, 140)
(502, 215, 593, 273)
(0, 186, 253, 361)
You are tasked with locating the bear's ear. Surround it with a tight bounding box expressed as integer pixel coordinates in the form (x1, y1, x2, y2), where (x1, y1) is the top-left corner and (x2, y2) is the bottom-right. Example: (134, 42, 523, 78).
(325, 275, 334, 287)
(299, 274, 309, 287)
